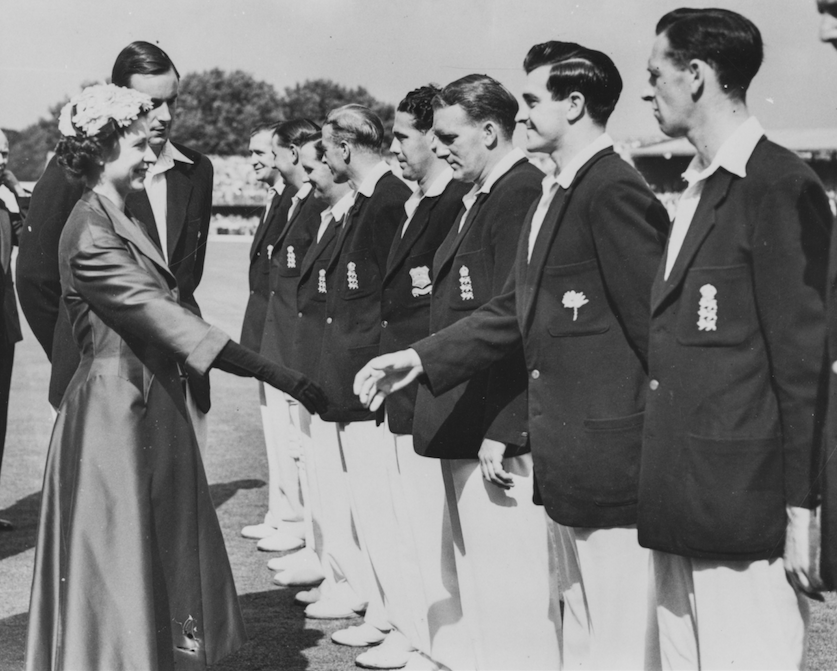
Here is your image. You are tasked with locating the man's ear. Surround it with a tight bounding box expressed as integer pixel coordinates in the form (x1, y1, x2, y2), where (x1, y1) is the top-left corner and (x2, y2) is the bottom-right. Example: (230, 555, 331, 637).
(688, 59, 707, 100)
(340, 141, 351, 163)
(481, 120, 500, 149)
(567, 91, 586, 123)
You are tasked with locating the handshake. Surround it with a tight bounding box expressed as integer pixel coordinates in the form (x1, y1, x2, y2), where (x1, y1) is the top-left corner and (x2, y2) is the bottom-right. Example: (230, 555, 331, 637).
(352, 348, 424, 410)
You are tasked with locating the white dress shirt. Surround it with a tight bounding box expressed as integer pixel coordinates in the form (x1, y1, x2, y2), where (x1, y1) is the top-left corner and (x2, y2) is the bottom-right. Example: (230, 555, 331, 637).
(527, 133, 614, 262)
(664, 117, 764, 279)
(317, 190, 355, 243)
(142, 140, 193, 260)
(355, 160, 392, 199)
(287, 182, 312, 222)
(459, 147, 528, 233)
(401, 166, 453, 238)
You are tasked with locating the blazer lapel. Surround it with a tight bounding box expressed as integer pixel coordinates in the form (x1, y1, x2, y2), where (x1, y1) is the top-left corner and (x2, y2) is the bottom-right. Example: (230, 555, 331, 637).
(300, 214, 339, 280)
(125, 189, 162, 249)
(98, 193, 174, 283)
(650, 170, 733, 314)
(273, 188, 311, 249)
(385, 195, 436, 278)
(250, 193, 281, 262)
(165, 165, 192, 263)
(326, 194, 364, 274)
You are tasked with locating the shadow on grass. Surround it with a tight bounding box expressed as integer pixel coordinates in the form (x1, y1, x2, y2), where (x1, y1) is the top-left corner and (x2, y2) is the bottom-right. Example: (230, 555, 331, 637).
(0, 589, 323, 671)
(0, 479, 266, 563)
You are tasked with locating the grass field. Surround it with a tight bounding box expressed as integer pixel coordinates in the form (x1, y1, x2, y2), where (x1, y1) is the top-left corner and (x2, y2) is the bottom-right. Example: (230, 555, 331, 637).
(0, 237, 835, 670)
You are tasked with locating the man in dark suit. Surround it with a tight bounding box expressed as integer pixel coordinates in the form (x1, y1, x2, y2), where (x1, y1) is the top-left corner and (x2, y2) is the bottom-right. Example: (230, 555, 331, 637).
(239, 123, 302, 544)
(357, 47, 669, 668)
(636, 9, 829, 667)
(360, 75, 560, 670)
(341, 87, 474, 670)
(308, 104, 411, 637)
(16, 42, 214, 423)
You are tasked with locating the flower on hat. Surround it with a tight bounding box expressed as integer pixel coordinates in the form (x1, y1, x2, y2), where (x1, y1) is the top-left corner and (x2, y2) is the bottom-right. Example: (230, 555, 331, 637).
(58, 83, 154, 139)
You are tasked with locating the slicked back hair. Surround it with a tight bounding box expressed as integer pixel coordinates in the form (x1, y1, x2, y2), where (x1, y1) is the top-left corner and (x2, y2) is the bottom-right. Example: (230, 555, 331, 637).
(111, 41, 180, 87)
(523, 41, 622, 126)
(324, 104, 385, 152)
(432, 75, 518, 140)
(273, 118, 321, 148)
(656, 8, 763, 101)
(397, 85, 441, 133)
(299, 131, 325, 160)
(250, 123, 276, 138)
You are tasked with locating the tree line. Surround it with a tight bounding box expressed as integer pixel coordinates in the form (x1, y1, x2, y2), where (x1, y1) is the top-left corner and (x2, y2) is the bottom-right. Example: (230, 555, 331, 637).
(5, 71, 395, 181)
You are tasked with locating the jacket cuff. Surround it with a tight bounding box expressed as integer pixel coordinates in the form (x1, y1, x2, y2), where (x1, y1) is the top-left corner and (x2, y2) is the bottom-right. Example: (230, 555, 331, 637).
(185, 325, 230, 378)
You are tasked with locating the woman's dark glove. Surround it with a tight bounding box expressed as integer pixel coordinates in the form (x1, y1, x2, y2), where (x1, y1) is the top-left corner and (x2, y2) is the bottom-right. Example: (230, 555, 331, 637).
(213, 341, 329, 415)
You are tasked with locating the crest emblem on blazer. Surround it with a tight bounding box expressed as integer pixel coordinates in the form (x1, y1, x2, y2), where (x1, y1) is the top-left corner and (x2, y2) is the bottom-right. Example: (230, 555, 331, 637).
(286, 245, 296, 269)
(347, 262, 359, 290)
(318, 269, 327, 294)
(459, 266, 474, 301)
(562, 290, 589, 321)
(267, 244, 274, 260)
(409, 266, 432, 297)
(697, 284, 718, 331)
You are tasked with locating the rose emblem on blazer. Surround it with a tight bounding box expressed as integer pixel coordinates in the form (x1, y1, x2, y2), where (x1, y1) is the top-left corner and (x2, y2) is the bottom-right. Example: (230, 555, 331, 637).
(318, 269, 327, 294)
(286, 245, 296, 269)
(409, 266, 432, 297)
(459, 265, 474, 301)
(267, 244, 274, 260)
(697, 284, 718, 331)
(347, 262, 359, 290)
(562, 290, 589, 321)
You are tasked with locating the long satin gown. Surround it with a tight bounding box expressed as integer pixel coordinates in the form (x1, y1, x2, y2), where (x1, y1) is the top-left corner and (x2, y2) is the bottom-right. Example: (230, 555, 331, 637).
(25, 190, 246, 670)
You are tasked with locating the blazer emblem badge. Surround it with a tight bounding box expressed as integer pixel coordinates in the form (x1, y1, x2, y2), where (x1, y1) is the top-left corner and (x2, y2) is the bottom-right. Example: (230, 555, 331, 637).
(409, 266, 432, 297)
(287, 246, 296, 269)
(318, 269, 327, 294)
(266, 244, 274, 260)
(347, 262, 359, 290)
(459, 266, 474, 301)
(697, 284, 718, 331)
(562, 290, 589, 321)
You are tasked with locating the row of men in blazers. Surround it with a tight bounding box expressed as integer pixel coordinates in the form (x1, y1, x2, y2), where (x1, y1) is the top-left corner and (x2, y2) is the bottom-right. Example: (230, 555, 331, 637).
(241, 10, 837, 671)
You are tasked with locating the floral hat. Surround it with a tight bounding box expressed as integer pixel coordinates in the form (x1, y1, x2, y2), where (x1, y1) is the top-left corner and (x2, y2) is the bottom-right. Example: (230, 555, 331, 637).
(58, 83, 154, 139)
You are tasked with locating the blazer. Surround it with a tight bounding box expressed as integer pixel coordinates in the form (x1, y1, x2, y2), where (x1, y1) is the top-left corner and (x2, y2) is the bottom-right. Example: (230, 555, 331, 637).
(318, 172, 411, 422)
(825, 191, 837, 589)
(239, 185, 297, 352)
(412, 157, 542, 459)
(260, 188, 327, 366)
(638, 138, 830, 561)
(289, 213, 340, 382)
(17, 144, 215, 409)
(380, 178, 471, 435)
(413, 149, 668, 527)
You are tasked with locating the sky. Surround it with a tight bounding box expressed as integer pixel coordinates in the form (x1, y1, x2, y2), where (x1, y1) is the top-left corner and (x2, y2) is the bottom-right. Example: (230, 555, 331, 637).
(2, 0, 836, 142)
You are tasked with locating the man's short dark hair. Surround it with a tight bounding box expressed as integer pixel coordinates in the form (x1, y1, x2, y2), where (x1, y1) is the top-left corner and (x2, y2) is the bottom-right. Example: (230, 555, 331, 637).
(523, 42, 622, 126)
(656, 8, 763, 101)
(272, 119, 321, 148)
(111, 41, 180, 87)
(397, 85, 441, 133)
(324, 105, 385, 151)
(432, 75, 518, 140)
(298, 131, 325, 160)
(250, 123, 277, 137)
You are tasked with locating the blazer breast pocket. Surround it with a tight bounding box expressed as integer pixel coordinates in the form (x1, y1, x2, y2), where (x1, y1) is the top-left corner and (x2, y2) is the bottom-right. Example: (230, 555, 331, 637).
(275, 237, 311, 278)
(448, 249, 488, 311)
(542, 259, 611, 336)
(676, 265, 757, 347)
(404, 251, 435, 304)
(337, 248, 379, 301)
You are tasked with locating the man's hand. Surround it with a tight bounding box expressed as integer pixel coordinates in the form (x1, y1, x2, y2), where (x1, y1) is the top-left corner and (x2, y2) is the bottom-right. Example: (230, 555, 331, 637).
(353, 349, 424, 411)
(783, 505, 825, 598)
(1, 169, 25, 197)
(478, 438, 515, 490)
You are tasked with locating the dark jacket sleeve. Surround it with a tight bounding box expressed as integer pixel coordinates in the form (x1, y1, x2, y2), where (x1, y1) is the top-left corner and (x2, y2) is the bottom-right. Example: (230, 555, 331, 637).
(588, 172, 669, 366)
(16, 155, 84, 358)
(751, 171, 831, 508)
(191, 154, 214, 290)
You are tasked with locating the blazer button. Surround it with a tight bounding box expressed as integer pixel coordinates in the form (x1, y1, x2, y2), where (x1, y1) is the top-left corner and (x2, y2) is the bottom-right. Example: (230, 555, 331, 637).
(298, 312, 303, 318)
(381, 320, 388, 328)
(531, 370, 540, 380)
(326, 317, 333, 324)
(649, 379, 659, 390)
(270, 291, 275, 295)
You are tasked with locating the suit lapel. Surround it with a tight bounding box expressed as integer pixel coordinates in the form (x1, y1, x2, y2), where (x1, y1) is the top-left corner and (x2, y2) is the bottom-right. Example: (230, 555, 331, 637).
(250, 192, 282, 262)
(326, 194, 364, 274)
(385, 195, 437, 278)
(433, 193, 485, 280)
(125, 189, 161, 249)
(273, 188, 310, 249)
(650, 170, 733, 314)
(165, 164, 193, 263)
(300, 214, 339, 279)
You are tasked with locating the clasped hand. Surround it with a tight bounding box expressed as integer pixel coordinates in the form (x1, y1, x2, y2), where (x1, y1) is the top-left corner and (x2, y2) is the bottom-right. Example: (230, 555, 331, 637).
(353, 348, 424, 411)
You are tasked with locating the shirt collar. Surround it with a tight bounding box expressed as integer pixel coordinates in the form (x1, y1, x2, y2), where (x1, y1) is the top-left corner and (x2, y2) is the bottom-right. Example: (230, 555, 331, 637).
(293, 182, 312, 201)
(683, 116, 764, 185)
(463, 146, 527, 209)
(331, 190, 355, 222)
(554, 133, 614, 189)
(356, 161, 392, 198)
(147, 140, 194, 177)
(405, 166, 454, 218)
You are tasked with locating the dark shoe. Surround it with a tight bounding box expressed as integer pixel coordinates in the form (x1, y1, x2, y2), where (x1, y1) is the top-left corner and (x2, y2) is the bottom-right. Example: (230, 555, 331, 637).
(0, 518, 14, 531)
